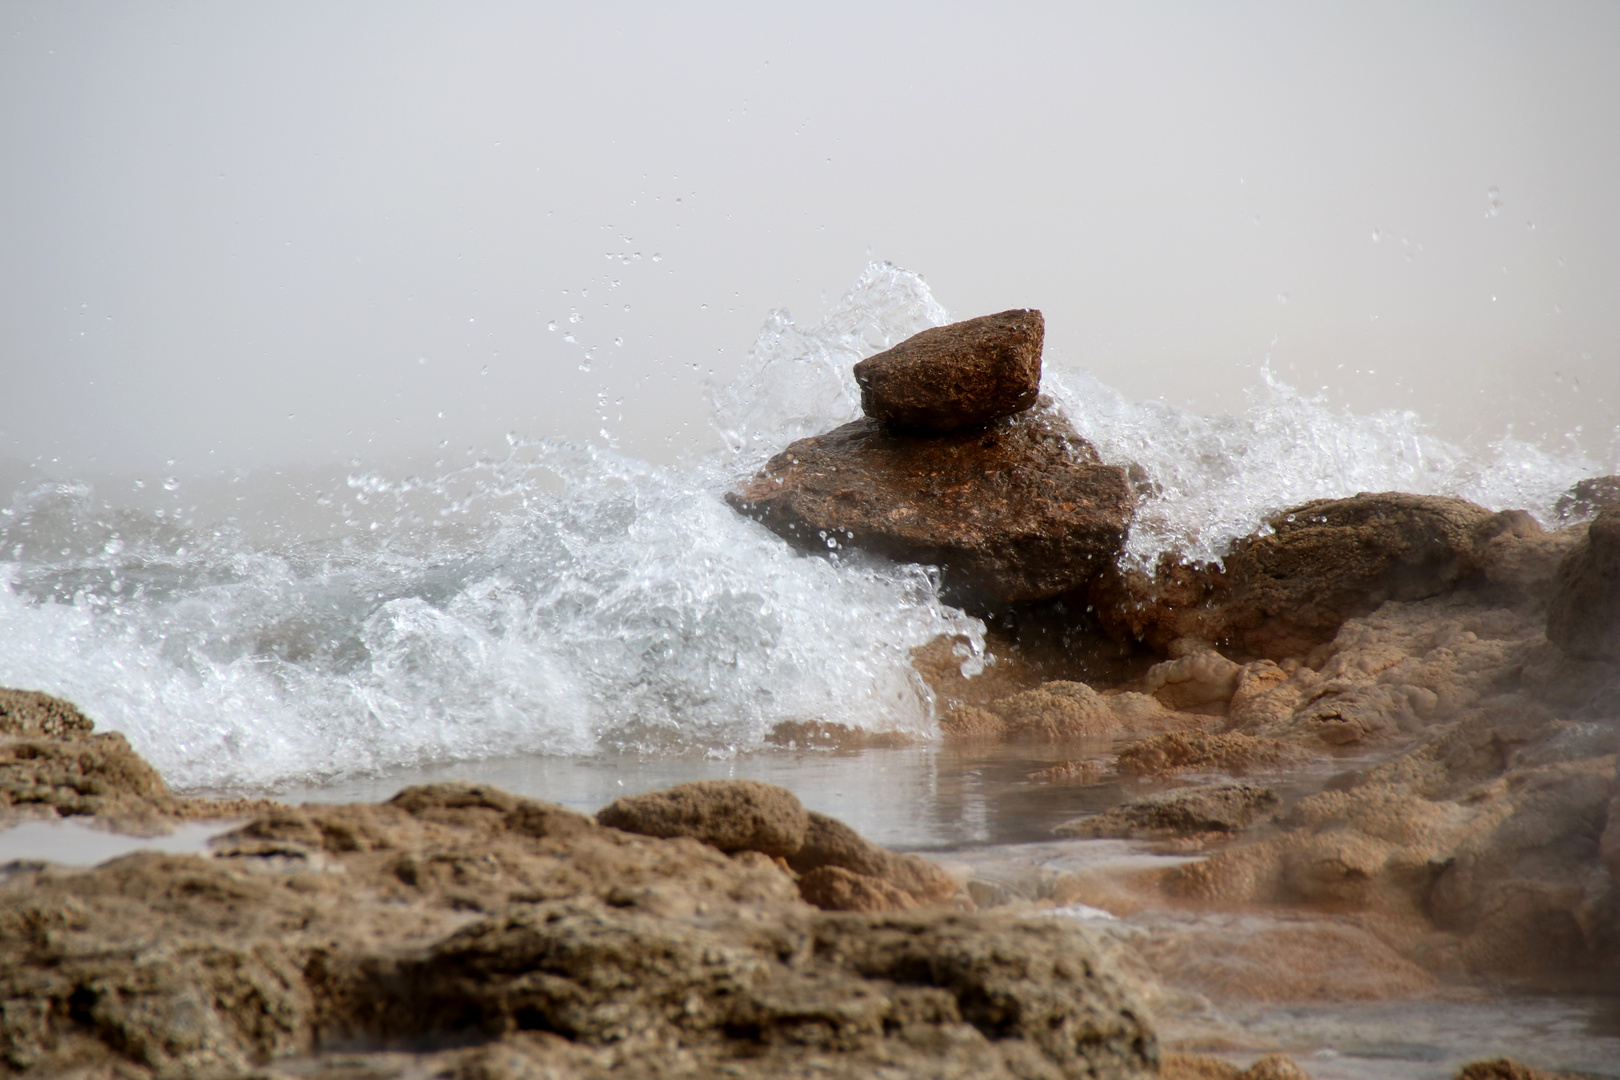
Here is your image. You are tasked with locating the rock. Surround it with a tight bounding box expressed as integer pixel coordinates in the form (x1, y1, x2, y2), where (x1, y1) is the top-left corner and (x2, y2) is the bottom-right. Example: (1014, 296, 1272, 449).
(1055, 782, 1279, 839)
(1143, 651, 1242, 710)
(852, 309, 1045, 432)
(0, 687, 95, 738)
(1164, 1053, 1313, 1080)
(1546, 504, 1620, 662)
(0, 690, 282, 830)
(0, 806, 1160, 1079)
(596, 779, 809, 857)
(727, 403, 1133, 603)
(0, 729, 179, 828)
(991, 680, 1119, 740)
(1455, 1059, 1587, 1080)
(1243, 1054, 1314, 1080)
(1114, 732, 1306, 777)
(1554, 474, 1620, 523)
(787, 811, 958, 905)
(1093, 492, 1498, 658)
(797, 865, 919, 912)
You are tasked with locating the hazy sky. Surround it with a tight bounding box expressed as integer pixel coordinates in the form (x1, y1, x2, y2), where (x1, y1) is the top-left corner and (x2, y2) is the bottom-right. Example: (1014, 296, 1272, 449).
(3, 1, 1617, 478)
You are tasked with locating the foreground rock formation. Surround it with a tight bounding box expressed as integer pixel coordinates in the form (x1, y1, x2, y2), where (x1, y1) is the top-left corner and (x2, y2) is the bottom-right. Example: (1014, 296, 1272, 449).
(0, 700, 1158, 1080)
(932, 481, 1620, 1002)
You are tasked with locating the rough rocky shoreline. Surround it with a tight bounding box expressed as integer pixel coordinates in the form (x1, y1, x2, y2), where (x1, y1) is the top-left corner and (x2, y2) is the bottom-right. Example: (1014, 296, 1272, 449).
(3, 310, 1617, 1078)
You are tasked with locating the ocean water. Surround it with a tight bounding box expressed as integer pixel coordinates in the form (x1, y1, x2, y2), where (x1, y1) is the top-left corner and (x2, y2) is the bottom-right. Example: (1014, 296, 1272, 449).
(0, 264, 1611, 799)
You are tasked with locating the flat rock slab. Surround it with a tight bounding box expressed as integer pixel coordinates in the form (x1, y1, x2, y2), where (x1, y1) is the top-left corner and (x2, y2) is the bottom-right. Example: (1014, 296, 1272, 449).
(727, 405, 1132, 603)
(853, 309, 1044, 432)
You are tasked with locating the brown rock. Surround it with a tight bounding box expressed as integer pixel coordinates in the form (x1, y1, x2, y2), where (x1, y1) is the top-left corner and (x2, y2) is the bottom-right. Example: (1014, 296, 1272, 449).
(991, 680, 1119, 740)
(0, 730, 179, 828)
(1242, 1054, 1314, 1080)
(1554, 474, 1620, 523)
(1093, 492, 1497, 658)
(853, 309, 1044, 432)
(1143, 651, 1242, 710)
(1546, 504, 1620, 662)
(1455, 1059, 1585, 1080)
(1164, 1052, 1243, 1080)
(1114, 732, 1307, 777)
(0, 687, 95, 738)
(596, 779, 809, 857)
(787, 811, 958, 905)
(1055, 782, 1278, 839)
(727, 404, 1133, 603)
(1166, 1055, 1312, 1080)
(797, 865, 918, 912)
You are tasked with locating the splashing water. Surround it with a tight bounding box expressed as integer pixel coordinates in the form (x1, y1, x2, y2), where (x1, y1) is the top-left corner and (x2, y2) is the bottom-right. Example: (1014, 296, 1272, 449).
(0, 262, 1609, 793)
(1047, 365, 1611, 570)
(708, 261, 948, 465)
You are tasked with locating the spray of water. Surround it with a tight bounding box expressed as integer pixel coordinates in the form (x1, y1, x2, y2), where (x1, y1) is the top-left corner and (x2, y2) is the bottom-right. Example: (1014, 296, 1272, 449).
(1, 263, 1607, 792)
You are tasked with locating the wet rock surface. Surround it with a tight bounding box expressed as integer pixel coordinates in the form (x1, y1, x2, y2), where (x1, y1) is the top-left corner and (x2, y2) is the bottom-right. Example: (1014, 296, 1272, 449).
(0, 701, 1159, 1079)
(1055, 783, 1279, 839)
(0, 686, 274, 831)
(728, 403, 1133, 602)
(1091, 492, 1550, 658)
(595, 778, 810, 857)
(852, 308, 1045, 432)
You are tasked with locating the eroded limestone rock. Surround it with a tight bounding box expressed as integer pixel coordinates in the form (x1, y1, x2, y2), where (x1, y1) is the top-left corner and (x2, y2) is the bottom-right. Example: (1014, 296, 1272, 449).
(596, 779, 810, 857)
(1055, 783, 1278, 839)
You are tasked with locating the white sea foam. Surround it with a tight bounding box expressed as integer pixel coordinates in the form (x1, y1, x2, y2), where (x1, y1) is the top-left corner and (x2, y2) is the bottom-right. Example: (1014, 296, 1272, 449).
(0, 440, 980, 791)
(709, 261, 948, 466)
(0, 262, 1609, 793)
(1048, 364, 1610, 570)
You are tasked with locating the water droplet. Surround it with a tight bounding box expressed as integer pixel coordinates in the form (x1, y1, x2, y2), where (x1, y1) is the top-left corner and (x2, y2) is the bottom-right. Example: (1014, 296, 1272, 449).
(652, 253, 663, 262)
(1276, 293, 1290, 305)
(162, 477, 180, 491)
(1485, 187, 1502, 217)
(613, 337, 623, 346)
(547, 321, 558, 331)
(569, 312, 581, 324)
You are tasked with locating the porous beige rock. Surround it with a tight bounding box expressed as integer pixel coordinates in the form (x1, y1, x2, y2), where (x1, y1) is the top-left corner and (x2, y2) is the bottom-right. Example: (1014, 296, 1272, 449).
(787, 811, 958, 906)
(727, 403, 1133, 603)
(0, 728, 1159, 1080)
(852, 309, 1044, 432)
(1054, 783, 1278, 839)
(796, 865, 919, 912)
(991, 680, 1120, 740)
(1114, 732, 1307, 778)
(596, 779, 810, 857)
(1143, 651, 1242, 710)
(0, 688, 95, 738)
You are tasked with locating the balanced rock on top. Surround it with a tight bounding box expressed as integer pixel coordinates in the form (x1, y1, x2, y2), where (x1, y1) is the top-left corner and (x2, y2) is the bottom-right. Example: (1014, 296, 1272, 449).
(728, 310, 1133, 603)
(853, 308, 1044, 432)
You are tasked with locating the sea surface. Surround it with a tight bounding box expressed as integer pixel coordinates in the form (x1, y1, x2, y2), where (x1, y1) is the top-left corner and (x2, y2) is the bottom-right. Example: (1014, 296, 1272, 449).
(3, 265, 1618, 1075)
